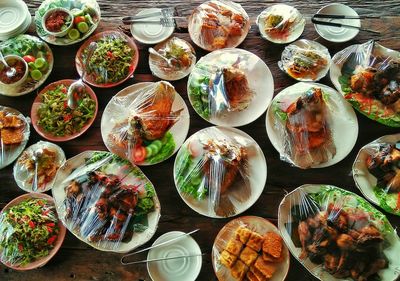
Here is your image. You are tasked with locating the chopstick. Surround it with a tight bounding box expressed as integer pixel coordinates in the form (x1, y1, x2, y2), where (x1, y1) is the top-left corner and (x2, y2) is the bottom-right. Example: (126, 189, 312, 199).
(121, 229, 200, 265)
(311, 18, 380, 34)
(313, 14, 379, 19)
(123, 253, 205, 265)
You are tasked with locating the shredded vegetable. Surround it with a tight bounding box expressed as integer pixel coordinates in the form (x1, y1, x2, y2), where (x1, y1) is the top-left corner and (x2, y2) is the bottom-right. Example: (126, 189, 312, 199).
(0, 198, 59, 266)
(37, 84, 96, 136)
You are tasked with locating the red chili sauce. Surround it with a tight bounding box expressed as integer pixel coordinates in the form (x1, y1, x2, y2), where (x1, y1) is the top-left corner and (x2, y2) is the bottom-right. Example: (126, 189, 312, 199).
(0, 59, 26, 84)
(45, 10, 69, 32)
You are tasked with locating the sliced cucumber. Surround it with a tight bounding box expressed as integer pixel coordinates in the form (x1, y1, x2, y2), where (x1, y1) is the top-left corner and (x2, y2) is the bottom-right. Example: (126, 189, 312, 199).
(190, 176, 202, 186)
(152, 140, 163, 150)
(34, 57, 46, 69)
(30, 69, 42, 81)
(145, 146, 154, 158)
(28, 62, 36, 70)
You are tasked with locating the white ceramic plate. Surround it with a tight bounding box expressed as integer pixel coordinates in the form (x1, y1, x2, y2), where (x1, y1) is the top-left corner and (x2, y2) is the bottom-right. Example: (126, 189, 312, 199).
(13, 141, 65, 193)
(187, 48, 274, 127)
(0, 106, 30, 170)
(257, 4, 305, 44)
(314, 3, 360, 43)
(173, 126, 267, 218)
(212, 216, 290, 281)
(130, 8, 174, 45)
(34, 0, 101, 46)
(266, 82, 358, 168)
(101, 82, 190, 166)
(52, 151, 161, 253)
(147, 231, 202, 281)
(353, 134, 400, 214)
(278, 184, 400, 281)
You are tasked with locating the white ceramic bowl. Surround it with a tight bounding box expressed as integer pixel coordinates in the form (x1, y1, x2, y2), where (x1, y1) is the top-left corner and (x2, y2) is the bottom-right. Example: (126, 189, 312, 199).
(0, 55, 28, 87)
(42, 7, 74, 37)
(314, 3, 360, 42)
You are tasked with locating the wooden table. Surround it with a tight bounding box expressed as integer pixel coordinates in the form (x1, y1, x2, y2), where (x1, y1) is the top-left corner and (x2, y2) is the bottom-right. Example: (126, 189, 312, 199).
(1, 1, 400, 280)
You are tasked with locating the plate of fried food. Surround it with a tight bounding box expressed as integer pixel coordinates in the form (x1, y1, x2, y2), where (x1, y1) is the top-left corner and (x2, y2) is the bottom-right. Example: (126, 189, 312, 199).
(212, 216, 290, 281)
(279, 184, 400, 281)
(188, 48, 274, 127)
(188, 0, 250, 51)
(174, 126, 266, 218)
(0, 106, 30, 170)
(266, 82, 358, 169)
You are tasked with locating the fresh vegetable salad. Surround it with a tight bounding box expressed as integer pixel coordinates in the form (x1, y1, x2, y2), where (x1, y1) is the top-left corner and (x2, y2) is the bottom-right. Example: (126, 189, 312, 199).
(36, 83, 96, 137)
(0, 198, 60, 266)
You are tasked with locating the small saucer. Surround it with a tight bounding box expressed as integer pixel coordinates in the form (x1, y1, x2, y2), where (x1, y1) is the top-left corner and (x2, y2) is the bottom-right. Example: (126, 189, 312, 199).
(314, 3, 360, 42)
(147, 231, 202, 281)
(130, 8, 174, 44)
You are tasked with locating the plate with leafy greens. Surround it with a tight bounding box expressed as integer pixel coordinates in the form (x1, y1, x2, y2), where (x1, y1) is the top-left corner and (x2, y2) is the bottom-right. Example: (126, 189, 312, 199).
(35, 0, 100, 46)
(51, 151, 161, 252)
(0, 35, 53, 96)
(353, 134, 400, 216)
(278, 184, 400, 281)
(330, 40, 400, 127)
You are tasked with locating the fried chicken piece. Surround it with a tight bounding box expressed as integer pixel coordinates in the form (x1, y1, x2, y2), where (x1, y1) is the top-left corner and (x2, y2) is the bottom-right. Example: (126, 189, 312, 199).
(1, 127, 24, 144)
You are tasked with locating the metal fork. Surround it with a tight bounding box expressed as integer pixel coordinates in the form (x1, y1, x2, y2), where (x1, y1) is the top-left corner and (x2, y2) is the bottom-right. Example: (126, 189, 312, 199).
(123, 17, 177, 27)
(122, 7, 175, 24)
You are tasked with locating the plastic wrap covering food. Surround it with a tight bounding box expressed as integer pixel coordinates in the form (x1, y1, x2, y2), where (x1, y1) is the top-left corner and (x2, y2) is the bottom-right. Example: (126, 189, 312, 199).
(266, 82, 358, 169)
(0, 195, 62, 268)
(257, 4, 305, 44)
(0, 106, 30, 170)
(212, 216, 289, 281)
(13, 141, 65, 193)
(102, 81, 189, 165)
(353, 134, 400, 216)
(174, 127, 266, 218)
(330, 40, 400, 127)
(188, 48, 274, 126)
(278, 184, 400, 281)
(52, 151, 160, 252)
(188, 0, 250, 51)
(278, 39, 331, 82)
(149, 37, 196, 81)
(75, 31, 138, 88)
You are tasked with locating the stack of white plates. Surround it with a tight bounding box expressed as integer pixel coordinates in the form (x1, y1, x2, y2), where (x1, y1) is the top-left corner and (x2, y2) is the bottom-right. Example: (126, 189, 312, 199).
(0, 0, 31, 41)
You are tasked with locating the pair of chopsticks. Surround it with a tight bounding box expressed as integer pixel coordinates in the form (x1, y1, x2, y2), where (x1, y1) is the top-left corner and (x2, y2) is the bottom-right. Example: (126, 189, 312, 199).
(121, 229, 203, 265)
(312, 14, 380, 35)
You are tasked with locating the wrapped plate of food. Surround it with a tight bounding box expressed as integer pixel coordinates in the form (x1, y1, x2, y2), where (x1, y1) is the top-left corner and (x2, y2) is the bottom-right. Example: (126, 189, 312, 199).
(278, 39, 331, 82)
(330, 40, 400, 127)
(257, 4, 305, 44)
(149, 37, 196, 81)
(101, 81, 189, 165)
(188, 0, 250, 51)
(52, 151, 161, 253)
(174, 126, 266, 218)
(0, 35, 53, 97)
(353, 134, 400, 216)
(31, 79, 97, 142)
(0, 106, 30, 170)
(266, 82, 358, 169)
(278, 184, 400, 281)
(0, 193, 66, 270)
(75, 30, 139, 88)
(35, 0, 100, 46)
(188, 48, 274, 127)
(212, 216, 290, 281)
(13, 141, 65, 193)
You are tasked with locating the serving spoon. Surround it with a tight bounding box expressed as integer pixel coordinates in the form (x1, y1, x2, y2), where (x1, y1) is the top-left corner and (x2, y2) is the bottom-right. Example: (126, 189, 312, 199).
(67, 42, 97, 109)
(31, 148, 43, 192)
(0, 50, 16, 78)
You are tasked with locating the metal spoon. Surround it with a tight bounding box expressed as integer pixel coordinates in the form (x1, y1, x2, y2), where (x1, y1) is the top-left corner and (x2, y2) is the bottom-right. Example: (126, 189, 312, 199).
(0, 50, 16, 78)
(148, 47, 176, 68)
(67, 42, 97, 109)
(31, 148, 43, 192)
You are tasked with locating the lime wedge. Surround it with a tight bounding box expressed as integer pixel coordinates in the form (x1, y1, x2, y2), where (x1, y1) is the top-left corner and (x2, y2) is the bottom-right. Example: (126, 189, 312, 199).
(30, 69, 42, 81)
(34, 57, 46, 69)
(77, 22, 89, 33)
(28, 62, 36, 70)
(68, 28, 80, 40)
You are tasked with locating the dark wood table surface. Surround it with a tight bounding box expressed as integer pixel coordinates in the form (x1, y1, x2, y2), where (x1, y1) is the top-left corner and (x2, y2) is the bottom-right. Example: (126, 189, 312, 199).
(1, 1, 400, 280)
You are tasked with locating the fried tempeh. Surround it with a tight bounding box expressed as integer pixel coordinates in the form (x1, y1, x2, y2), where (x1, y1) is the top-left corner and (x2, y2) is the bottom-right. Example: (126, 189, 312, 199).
(262, 231, 283, 259)
(254, 256, 277, 279)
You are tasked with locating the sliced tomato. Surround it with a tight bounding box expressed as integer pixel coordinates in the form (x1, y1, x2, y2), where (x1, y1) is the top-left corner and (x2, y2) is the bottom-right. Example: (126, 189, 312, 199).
(133, 146, 146, 163)
(74, 16, 86, 25)
(23, 55, 36, 63)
